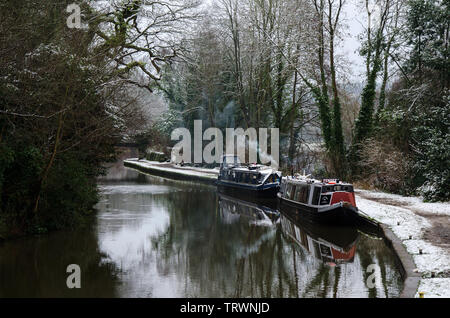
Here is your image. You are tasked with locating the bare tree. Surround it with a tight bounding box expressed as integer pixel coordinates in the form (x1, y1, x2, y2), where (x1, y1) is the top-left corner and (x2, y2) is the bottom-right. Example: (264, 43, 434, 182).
(93, 0, 202, 91)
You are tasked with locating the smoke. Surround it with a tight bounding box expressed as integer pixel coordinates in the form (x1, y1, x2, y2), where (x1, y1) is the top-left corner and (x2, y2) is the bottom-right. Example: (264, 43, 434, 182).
(242, 129, 279, 169)
(248, 139, 273, 166)
(214, 101, 235, 129)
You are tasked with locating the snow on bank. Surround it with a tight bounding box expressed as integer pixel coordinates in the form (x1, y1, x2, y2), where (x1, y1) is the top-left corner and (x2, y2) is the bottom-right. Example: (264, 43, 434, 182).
(355, 189, 450, 298)
(355, 193, 432, 240)
(145, 161, 220, 175)
(124, 159, 218, 180)
(356, 190, 450, 216)
(417, 278, 450, 298)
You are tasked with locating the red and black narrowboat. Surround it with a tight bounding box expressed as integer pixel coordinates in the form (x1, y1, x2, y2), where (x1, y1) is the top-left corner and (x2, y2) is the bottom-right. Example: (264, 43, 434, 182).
(277, 175, 359, 224)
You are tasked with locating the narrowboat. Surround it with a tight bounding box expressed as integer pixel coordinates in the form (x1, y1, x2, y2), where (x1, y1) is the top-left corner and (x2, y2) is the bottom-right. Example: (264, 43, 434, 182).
(277, 175, 359, 224)
(217, 155, 281, 198)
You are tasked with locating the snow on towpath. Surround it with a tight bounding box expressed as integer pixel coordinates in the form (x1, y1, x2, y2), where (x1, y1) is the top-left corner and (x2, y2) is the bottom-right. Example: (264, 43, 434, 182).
(124, 159, 219, 180)
(355, 189, 450, 298)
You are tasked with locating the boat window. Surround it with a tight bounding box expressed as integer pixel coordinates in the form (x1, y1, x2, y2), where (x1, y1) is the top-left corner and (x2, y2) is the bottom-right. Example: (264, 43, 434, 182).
(319, 244, 332, 257)
(320, 194, 331, 205)
(285, 184, 292, 199)
(299, 185, 310, 203)
(322, 186, 333, 193)
(312, 187, 321, 205)
(328, 185, 354, 192)
(294, 186, 301, 201)
(295, 185, 303, 203)
(290, 185, 296, 200)
(293, 185, 303, 202)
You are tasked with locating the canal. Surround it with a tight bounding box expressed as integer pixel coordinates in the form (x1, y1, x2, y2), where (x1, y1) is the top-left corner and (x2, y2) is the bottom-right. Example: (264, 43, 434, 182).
(0, 159, 404, 298)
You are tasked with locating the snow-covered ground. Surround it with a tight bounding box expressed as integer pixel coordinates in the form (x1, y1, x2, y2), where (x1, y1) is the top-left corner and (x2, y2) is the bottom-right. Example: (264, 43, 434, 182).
(124, 159, 218, 180)
(417, 278, 450, 298)
(355, 189, 450, 298)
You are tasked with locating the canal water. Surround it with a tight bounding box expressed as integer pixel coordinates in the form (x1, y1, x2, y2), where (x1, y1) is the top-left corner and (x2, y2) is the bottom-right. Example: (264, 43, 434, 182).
(0, 160, 404, 298)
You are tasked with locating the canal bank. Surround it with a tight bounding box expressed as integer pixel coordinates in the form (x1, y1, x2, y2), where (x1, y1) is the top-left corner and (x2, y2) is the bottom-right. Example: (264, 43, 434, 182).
(356, 190, 450, 298)
(124, 159, 450, 298)
(124, 159, 218, 184)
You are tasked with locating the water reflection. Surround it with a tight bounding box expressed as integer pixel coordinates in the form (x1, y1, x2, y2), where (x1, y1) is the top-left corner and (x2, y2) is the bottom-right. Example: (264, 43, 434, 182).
(218, 192, 280, 225)
(280, 210, 359, 266)
(0, 224, 118, 298)
(0, 167, 404, 298)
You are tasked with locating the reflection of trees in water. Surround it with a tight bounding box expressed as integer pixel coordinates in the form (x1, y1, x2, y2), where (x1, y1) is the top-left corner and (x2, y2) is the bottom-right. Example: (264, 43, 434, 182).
(149, 189, 403, 298)
(0, 222, 119, 297)
(99, 147, 139, 182)
(357, 234, 403, 298)
(279, 209, 404, 298)
(0, 173, 402, 297)
(302, 263, 331, 298)
(149, 189, 291, 297)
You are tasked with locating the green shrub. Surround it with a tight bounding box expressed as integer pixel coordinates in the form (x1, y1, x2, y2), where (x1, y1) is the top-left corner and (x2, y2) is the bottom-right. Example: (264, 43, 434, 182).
(37, 154, 100, 231)
(412, 94, 450, 201)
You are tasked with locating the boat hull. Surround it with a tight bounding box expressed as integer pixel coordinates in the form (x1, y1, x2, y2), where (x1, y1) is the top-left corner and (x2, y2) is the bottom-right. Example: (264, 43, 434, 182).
(217, 180, 279, 199)
(277, 194, 359, 225)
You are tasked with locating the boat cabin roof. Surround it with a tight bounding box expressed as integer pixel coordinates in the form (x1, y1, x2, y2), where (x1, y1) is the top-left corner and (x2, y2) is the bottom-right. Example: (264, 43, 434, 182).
(231, 166, 273, 175)
(284, 176, 352, 187)
(221, 155, 278, 175)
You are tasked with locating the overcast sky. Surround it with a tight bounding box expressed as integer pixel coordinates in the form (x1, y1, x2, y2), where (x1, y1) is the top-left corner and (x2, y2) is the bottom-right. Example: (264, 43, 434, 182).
(339, 0, 367, 82)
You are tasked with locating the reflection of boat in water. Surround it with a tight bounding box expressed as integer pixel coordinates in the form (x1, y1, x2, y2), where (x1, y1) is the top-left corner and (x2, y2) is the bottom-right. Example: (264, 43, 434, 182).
(280, 208, 360, 265)
(218, 192, 280, 224)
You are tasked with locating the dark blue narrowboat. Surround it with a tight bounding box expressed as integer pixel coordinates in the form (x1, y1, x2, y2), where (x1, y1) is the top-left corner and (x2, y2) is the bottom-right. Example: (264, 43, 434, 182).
(217, 155, 281, 198)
